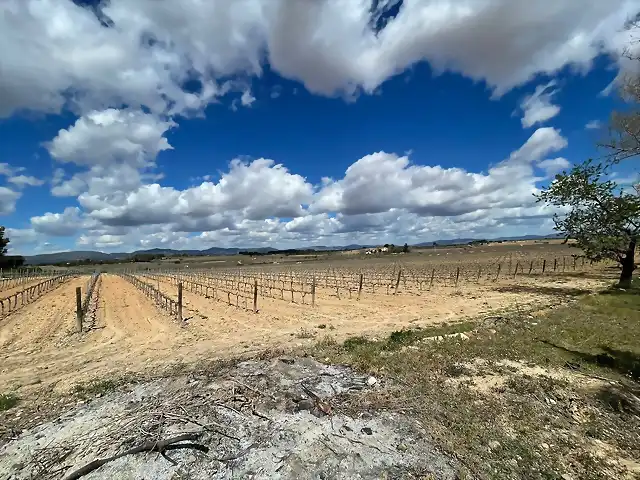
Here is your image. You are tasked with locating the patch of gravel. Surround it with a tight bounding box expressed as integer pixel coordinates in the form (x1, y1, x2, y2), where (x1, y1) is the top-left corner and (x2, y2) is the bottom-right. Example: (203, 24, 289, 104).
(0, 357, 457, 479)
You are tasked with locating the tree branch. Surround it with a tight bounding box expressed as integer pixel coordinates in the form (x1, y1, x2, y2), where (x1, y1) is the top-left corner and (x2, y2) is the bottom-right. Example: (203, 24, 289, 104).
(63, 433, 208, 480)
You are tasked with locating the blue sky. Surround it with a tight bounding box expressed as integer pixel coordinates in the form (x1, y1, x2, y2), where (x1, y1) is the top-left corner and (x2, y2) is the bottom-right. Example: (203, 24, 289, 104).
(1, 0, 639, 255)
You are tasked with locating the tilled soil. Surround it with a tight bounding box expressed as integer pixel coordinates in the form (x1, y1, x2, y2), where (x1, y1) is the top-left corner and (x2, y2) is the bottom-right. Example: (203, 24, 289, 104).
(0, 272, 609, 396)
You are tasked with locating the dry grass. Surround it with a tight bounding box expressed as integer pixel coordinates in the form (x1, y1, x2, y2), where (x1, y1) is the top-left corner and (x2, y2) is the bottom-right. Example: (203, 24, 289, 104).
(312, 280, 640, 479)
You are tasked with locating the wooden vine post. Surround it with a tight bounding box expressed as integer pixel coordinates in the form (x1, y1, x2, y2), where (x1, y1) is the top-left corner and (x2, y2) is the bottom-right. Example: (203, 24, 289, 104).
(177, 283, 183, 321)
(394, 268, 402, 294)
(357, 273, 363, 300)
(75, 286, 83, 333)
(311, 276, 316, 307)
(253, 279, 258, 313)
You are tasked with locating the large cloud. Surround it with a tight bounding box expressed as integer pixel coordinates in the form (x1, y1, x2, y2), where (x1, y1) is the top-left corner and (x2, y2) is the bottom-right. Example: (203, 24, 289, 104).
(44, 110, 313, 234)
(31, 207, 87, 237)
(79, 158, 313, 226)
(311, 127, 567, 217)
(44, 107, 316, 234)
(70, 206, 559, 254)
(1, 0, 637, 117)
(48, 109, 174, 208)
(48, 109, 175, 167)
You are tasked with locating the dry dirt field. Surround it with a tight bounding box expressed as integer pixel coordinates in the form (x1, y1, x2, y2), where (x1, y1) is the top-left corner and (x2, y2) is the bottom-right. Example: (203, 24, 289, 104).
(2, 243, 638, 480)
(0, 242, 611, 397)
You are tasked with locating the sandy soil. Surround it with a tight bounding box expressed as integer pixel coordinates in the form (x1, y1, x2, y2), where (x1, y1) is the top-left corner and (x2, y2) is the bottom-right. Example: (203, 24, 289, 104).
(150, 272, 606, 342)
(0, 276, 187, 393)
(0, 276, 87, 350)
(0, 271, 611, 396)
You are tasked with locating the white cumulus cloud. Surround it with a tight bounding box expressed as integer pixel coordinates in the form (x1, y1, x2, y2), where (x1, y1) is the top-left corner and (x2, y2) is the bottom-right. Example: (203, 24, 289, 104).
(241, 89, 256, 107)
(31, 207, 87, 237)
(312, 127, 568, 218)
(1, 0, 637, 117)
(47, 109, 175, 168)
(79, 158, 313, 227)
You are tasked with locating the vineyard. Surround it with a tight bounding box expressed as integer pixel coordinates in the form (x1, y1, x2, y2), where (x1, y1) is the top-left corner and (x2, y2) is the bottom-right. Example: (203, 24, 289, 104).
(121, 253, 593, 311)
(0, 249, 609, 393)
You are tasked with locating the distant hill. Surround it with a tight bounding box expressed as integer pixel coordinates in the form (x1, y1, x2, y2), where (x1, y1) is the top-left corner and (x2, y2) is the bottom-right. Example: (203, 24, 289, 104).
(132, 248, 204, 256)
(495, 234, 564, 241)
(23, 246, 277, 265)
(25, 251, 120, 265)
(23, 234, 562, 265)
(414, 234, 562, 247)
(414, 238, 476, 246)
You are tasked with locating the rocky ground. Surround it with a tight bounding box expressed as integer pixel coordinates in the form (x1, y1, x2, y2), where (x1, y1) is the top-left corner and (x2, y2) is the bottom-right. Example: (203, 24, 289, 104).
(0, 356, 457, 479)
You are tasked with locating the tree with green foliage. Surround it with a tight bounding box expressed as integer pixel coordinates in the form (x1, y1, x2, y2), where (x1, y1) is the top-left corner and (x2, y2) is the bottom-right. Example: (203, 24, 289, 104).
(538, 41, 640, 288)
(0, 226, 9, 256)
(403, 243, 409, 253)
(537, 160, 639, 287)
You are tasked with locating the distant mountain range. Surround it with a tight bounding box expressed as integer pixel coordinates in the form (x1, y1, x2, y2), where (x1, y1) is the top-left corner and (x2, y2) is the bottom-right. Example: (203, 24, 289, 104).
(22, 234, 562, 265)
(414, 234, 562, 247)
(23, 245, 363, 265)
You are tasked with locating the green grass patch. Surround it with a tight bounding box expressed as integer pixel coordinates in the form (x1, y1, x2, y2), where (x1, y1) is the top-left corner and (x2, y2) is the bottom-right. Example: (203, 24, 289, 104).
(343, 336, 371, 351)
(0, 393, 19, 411)
(344, 321, 477, 353)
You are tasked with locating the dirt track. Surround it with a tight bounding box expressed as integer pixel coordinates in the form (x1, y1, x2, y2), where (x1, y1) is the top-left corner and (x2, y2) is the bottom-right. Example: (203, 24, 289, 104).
(0, 275, 189, 393)
(0, 271, 611, 395)
(0, 276, 86, 350)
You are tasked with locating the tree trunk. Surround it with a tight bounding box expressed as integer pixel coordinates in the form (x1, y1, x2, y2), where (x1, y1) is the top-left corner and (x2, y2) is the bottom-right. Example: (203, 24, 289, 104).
(618, 237, 637, 288)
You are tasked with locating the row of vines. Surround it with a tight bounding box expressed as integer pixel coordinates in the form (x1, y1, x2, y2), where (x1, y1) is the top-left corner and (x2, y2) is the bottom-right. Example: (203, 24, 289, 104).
(0, 273, 77, 317)
(122, 254, 592, 311)
(117, 273, 183, 320)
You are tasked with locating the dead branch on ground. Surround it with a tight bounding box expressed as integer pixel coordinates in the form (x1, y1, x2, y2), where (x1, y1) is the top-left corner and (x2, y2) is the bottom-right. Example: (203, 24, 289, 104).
(62, 432, 208, 480)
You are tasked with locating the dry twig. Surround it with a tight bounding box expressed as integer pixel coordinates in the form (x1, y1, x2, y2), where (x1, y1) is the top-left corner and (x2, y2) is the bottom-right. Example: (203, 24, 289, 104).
(62, 432, 208, 480)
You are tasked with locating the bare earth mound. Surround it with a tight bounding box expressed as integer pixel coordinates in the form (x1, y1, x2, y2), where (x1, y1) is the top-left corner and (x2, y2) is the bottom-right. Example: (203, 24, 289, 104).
(0, 357, 457, 479)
